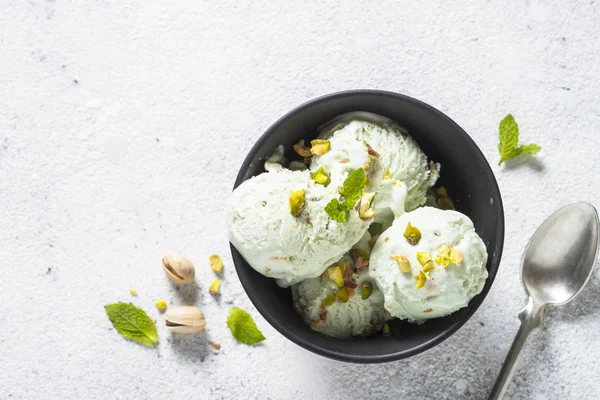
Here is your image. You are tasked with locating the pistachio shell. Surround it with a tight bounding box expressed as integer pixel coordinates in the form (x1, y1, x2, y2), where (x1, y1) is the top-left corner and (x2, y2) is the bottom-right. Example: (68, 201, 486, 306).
(293, 139, 312, 157)
(162, 251, 195, 284)
(164, 306, 206, 334)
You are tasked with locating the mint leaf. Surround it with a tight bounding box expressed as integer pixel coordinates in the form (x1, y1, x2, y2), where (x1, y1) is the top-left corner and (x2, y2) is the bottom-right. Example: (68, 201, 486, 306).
(324, 168, 368, 221)
(498, 114, 541, 165)
(324, 198, 347, 222)
(340, 168, 367, 205)
(105, 302, 158, 347)
(514, 143, 541, 156)
(227, 307, 266, 345)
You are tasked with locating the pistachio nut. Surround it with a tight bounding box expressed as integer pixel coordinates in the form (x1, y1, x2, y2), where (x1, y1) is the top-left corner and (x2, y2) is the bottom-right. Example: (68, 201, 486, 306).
(436, 244, 451, 267)
(368, 234, 380, 248)
(310, 139, 330, 156)
(209, 279, 221, 295)
(361, 282, 373, 300)
(209, 254, 223, 274)
(415, 270, 427, 289)
(311, 166, 330, 186)
(358, 192, 376, 220)
(450, 248, 464, 266)
(322, 294, 336, 307)
(164, 306, 206, 334)
(155, 299, 167, 312)
(293, 139, 312, 157)
(403, 222, 422, 245)
(350, 249, 370, 271)
(416, 251, 432, 267)
(327, 265, 344, 288)
(162, 251, 195, 284)
(336, 286, 350, 303)
(289, 189, 305, 216)
(392, 255, 411, 273)
(382, 323, 391, 335)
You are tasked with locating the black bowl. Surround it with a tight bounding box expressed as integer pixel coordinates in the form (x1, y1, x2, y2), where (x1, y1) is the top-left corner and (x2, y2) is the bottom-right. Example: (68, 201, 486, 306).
(230, 90, 504, 363)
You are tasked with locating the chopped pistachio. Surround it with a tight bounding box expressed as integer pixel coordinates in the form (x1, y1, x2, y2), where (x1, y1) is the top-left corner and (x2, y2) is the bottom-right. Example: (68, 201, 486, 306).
(361, 282, 373, 300)
(436, 244, 451, 267)
(450, 248, 464, 266)
(416, 252, 432, 267)
(385, 237, 390, 242)
(423, 308, 433, 313)
(129, 288, 137, 296)
(368, 234, 380, 248)
(336, 286, 350, 302)
(437, 196, 454, 210)
(350, 249, 370, 270)
(310, 139, 330, 156)
(289, 189, 305, 216)
(436, 186, 448, 197)
(322, 294, 336, 307)
(311, 166, 329, 186)
(358, 192, 376, 220)
(382, 323, 391, 335)
(155, 299, 167, 312)
(422, 262, 435, 272)
(327, 265, 344, 287)
(209, 279, 221, 295)
(209, 254, 223, 274)
(293, 139, 312, 157)
(403, 222, 422, 245)
(209, 341, 221, 350)
(392, 255, 412, 273)
(363, 141, 380, 158)
(415, 271, 427, 289)
(320, 311, 328, 321)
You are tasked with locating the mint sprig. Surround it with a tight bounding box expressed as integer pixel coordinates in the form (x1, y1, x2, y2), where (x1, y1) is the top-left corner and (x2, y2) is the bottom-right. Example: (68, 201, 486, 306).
(105, 302, 158, 347)
(498, 114, 541, 165)
(324, 168, 368, 222)
(227, 307, 266, 345)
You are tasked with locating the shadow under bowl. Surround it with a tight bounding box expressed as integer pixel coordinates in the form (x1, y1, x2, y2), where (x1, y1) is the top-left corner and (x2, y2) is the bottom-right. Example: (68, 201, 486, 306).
(230, 90, 504, 363)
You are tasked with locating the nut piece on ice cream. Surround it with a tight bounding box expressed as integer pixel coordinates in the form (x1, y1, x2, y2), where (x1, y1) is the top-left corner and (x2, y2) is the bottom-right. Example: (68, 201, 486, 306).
(369, 207, 488, 321)
(316, 119, 439, 213)
(227, 169, 370, 287)
(292, 233, 388, 337)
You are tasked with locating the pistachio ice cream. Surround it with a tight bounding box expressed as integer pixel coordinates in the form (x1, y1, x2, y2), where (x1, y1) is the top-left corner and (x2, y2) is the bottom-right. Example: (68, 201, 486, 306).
(292, 233, 387, 337)
(227, 169, 370, 287)
(317, 119, 439, 213)
(369, 207, 488, 321)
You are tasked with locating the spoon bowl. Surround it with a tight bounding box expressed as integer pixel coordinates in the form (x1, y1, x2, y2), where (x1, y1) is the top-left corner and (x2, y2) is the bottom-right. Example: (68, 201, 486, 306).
(522, 201, 599, 305)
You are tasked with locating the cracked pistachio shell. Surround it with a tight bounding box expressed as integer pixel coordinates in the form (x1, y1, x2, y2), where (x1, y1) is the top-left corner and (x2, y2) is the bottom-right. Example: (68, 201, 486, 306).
(162, 251, 195, 284)
(164, 306, 206, 334)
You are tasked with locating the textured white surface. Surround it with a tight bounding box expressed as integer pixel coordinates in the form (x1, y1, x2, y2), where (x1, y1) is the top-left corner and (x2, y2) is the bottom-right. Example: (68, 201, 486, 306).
(2, 1, 600, 399)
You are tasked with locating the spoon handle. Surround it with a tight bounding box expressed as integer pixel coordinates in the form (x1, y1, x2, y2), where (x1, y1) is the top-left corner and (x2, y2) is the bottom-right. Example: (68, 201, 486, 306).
(489, 297, 546, 400)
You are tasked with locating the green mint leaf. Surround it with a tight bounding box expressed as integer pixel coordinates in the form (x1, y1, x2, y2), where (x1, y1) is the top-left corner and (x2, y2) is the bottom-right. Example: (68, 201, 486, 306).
(498, 115, 541, 165)
(340, 168, 367, 205)
(227, 307, 266, 345)
(514, 143, 541, 156)
(105, 302, 158, 347)
(324, 198, 347, 222)
(498, 114, 520, 165)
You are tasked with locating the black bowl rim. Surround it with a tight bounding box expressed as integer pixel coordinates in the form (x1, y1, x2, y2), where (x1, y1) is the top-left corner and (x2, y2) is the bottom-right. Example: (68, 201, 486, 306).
(231, 89, 505, 363)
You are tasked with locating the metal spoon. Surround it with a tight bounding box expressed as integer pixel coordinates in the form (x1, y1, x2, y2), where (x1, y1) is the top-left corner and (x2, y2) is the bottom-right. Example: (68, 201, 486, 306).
(489, 201, 599, 399)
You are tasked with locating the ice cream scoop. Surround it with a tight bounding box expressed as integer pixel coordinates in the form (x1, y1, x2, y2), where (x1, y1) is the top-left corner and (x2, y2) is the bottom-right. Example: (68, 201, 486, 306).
(292, 233, 388, 337)
(227, 169, 370, 287)
(369, 207, 488, 321)
(316, 113, 439, 212)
